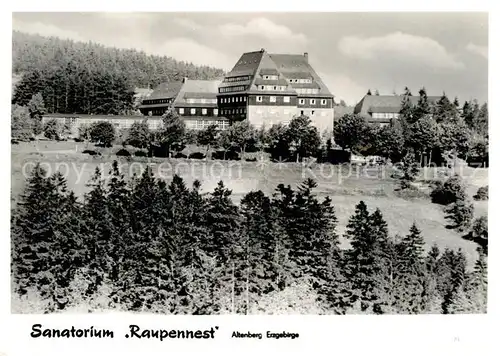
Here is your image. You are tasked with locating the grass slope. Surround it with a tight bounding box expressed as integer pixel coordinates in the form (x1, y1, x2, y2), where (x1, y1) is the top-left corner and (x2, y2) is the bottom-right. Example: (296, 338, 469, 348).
(11, 141, 487, 267)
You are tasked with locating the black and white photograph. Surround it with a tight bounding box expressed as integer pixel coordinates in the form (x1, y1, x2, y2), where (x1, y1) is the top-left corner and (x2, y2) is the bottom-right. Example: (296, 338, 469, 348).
(9, 11, 489, 317)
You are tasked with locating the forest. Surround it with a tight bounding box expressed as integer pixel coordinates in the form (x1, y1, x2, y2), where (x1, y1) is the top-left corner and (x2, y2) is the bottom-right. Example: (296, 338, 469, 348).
(11, 162, 487, 314)
(11, 31, 225, 115)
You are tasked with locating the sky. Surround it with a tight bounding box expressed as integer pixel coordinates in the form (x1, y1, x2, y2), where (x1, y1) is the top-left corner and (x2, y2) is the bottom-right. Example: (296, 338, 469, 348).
(12, 12, 488, 106)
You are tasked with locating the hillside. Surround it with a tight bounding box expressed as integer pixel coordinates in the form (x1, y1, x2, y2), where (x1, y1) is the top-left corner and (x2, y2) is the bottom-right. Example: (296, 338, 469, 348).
(12, 31, 225, 88)
(11, 31, 226, 115)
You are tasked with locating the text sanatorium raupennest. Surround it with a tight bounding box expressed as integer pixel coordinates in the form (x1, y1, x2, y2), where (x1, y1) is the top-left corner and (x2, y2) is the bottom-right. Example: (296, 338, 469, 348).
(31, 324, 219, 340)
(31, 325, 299, 341)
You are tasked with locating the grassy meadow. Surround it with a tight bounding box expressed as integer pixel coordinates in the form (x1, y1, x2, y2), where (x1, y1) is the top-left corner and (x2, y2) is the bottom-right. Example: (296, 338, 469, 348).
(11, 140, 488, 267)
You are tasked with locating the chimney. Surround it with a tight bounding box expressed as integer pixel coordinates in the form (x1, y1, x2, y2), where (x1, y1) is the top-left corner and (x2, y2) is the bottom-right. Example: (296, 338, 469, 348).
(183, 77, 188, 83)
(304, 52, 309, 62)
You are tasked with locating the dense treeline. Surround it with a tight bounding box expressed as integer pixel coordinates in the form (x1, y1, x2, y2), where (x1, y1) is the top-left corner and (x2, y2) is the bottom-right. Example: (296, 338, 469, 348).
(334, 88, 489, 167)
(11, 162, 487, 314)
(11, 31, 225, 115)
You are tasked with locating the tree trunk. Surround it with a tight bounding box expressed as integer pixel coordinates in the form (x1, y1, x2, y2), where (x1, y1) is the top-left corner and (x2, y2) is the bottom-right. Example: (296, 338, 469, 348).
(231, 263, 235, 314)
(245, 269, 249, 315)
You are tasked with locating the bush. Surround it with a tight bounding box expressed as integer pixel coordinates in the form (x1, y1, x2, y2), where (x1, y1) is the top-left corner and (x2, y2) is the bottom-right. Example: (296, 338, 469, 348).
(134, 150, 147, 157)
(90, 121, 116, 147)
(43, 119, 62, 140)
(473, 186, 488, 201)
(431, 174, 466, 205)
(445, 199, 474, 232)
(82, 149, 102, 156)
(188, 152, 205, 160)
(471, 216, 488, 252)
(116, 148, 131, 157)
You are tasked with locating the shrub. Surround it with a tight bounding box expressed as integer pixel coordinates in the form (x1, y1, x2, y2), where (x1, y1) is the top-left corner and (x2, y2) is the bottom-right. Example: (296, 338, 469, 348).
(134, 150, 147, 157)
(445, 199, 474, 232)
(188, 152, 205, 160)
(470, 216, 488, 252)
(431, 174, 466, 205)
(473, 186, 488, 201)
(43, 118, 62, 140)
(82, 149, 101, 156)
(116, 148, 131, 157)
(90, 121, 116, 147)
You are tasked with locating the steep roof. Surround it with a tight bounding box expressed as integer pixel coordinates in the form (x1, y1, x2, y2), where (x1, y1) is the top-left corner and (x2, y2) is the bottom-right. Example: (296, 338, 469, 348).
(354, 95, 441, 115)
(147, 81, 184, 100)
(173, 79, 221, 107)
(268, 53, 332, 97)
(218, 49, 333, 97)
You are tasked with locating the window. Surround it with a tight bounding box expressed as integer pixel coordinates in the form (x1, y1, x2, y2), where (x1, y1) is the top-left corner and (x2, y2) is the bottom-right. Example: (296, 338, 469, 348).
(260, 85, 265, 90)
(311, 110, 315, 116)
(284, 96, 290, 103)
(264, 75, 269, 79)
(191, 108, 196, 115)
(179, 108, 184, 114)
(273, 86, 277, 90)
(300, 110, 304, 115)
(244, 97, 247, 102)
(310, 99, 316, 105)
(202, 108, 207, 115)
(214, 109, 218, 116)
(321, 99, 327, 105)
(270, 96, 276, 103)
(299, 99, 305, 105)
(256, 96, 263, 103)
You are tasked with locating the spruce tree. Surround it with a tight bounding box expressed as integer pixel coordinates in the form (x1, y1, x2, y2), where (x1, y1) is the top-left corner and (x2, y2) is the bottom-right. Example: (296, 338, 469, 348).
(344, 201, 382, 311)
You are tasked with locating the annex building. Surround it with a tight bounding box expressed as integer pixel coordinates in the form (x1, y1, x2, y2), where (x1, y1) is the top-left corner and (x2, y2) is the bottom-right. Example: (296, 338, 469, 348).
(353, 94, 441, 126)
(139, 78, 228, 130)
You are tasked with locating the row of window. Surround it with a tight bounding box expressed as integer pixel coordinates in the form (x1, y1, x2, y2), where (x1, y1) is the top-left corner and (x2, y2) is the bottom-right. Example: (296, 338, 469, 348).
(224, 75, 251, 83)
(178, 108, 219, 116)
(220, 108, 247, 116)
(258, 85, 287, 91)
(220, 96, 247, 104)
(219, 85, 246, 93)
(143, 98, 171, 105)
(186, 98, 217, 104)
(288, 78, 312, 84)
(371, 112, 400, 119)
(188, 119, 230, 130)
(253, 109, 329, 117)
(295, 88, 320, 95)
(255, 96, 328, 105)
(262, 75, 279, 80)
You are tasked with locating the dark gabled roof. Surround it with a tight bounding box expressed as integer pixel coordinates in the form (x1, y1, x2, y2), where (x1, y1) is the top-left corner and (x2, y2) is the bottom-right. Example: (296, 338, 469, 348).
(354, 95, 441, 115)
(268, 53, 332, 96)
(282, 72, 312, 79)
(369, 106, 401, 113)
(253, 78, 290, 86)
(218, 50, 333, 98)
(226, 51, 264, 77)
(259, 68, 280, 76)
(147, 81, 183, 100)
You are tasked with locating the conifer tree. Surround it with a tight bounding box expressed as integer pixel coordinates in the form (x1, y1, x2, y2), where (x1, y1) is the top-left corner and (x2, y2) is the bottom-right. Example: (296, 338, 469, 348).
(82, 167, 112, 297)
(12, 165, 78, 309)
(344, 201, 383, 311)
